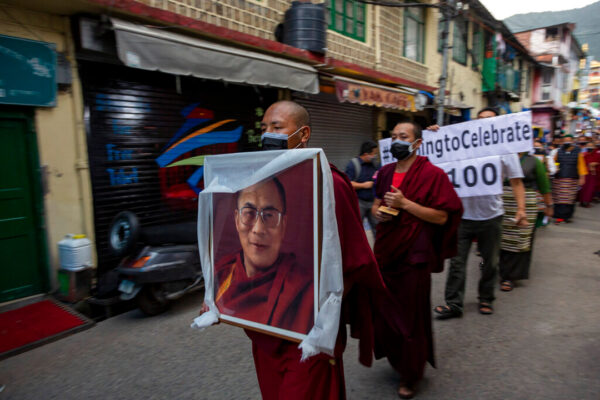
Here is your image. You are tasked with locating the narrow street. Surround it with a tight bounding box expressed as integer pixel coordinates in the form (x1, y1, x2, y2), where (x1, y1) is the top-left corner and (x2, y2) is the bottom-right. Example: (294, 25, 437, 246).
(1, 207, 599, 400)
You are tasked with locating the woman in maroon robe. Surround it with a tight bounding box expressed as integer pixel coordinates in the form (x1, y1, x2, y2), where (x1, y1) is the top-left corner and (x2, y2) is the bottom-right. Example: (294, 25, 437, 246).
(371, 122, 463, 399)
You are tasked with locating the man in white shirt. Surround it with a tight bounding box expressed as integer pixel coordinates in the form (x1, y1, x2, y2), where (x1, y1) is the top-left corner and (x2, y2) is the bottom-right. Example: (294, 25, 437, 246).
(432, 108, 527, 318)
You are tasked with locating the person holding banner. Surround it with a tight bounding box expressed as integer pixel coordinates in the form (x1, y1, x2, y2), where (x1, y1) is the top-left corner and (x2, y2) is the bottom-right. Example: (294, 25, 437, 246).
(211, 100, 385, 400)
(431, 107, 527, 319)
(499, 152, 552, 291)
(371, 121, 463, 399)
(553, 135, 588, 223)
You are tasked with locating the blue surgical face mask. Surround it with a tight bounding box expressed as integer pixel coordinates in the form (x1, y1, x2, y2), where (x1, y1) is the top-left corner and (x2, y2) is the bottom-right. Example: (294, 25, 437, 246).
(391, 139, 417, 161)
(261, 127, 303, 150)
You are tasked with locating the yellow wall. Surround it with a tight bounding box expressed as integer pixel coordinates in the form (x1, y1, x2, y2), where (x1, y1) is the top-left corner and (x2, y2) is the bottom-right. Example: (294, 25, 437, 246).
(424, 8, 485, 114)
(0, 6, 95, 283)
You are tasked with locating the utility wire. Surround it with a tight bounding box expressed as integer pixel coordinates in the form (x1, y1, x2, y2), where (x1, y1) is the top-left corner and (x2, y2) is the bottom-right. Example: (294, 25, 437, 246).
(354, 0, 441, 8)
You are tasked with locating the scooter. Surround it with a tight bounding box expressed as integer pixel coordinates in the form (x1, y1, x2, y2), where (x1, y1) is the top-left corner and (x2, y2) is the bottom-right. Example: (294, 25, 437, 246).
(108, 211, 203, 315)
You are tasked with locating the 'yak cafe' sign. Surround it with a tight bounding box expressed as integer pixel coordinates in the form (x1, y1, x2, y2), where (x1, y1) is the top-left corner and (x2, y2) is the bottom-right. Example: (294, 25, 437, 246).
(335, 79, 416, 112)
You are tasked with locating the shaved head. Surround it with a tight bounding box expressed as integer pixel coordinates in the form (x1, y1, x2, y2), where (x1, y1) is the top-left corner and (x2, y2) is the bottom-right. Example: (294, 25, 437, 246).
(269, 100, 310, 128)
(261, 101, 312, 149)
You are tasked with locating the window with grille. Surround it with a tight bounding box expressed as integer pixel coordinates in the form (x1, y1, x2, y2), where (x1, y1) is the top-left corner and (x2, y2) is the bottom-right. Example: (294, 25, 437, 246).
(404, 6, 425, 63)
(542, 68, 553, 100)
(437, 16, 444, 53)
(545, 27, 559, 42)
(471, 23, 483, 70)
(325, 0, 366, 42)
(452, 16, 468, 65)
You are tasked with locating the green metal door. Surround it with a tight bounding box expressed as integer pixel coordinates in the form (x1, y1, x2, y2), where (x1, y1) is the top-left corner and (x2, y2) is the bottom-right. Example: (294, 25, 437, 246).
(0, 111, 48, 302)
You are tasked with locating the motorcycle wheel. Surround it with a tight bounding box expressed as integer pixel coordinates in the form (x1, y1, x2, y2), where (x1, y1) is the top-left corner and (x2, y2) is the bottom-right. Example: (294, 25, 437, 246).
(108, 211, 140, 258)
(137, 285, 169, 316)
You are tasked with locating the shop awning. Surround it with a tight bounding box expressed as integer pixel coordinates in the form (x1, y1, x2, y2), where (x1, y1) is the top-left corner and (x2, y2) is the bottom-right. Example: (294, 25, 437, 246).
(110, 18, 319, 94)
(334, 76, 418, 112)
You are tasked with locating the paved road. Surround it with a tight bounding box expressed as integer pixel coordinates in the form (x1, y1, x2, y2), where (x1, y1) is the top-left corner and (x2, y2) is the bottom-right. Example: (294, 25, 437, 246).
(1, 207, 599, 400)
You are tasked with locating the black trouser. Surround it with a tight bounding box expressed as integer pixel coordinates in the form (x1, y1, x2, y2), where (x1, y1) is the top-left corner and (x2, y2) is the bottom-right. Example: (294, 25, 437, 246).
(444, 216, 503, 313)
(554, 204, 575, 220)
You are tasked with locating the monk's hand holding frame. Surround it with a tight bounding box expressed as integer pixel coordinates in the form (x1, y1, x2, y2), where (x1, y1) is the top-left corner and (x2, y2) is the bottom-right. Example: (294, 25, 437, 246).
(378, 206, 399, 217)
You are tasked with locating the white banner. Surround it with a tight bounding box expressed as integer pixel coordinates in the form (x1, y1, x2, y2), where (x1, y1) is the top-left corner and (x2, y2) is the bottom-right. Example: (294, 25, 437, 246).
(379, 112, 533, 197)
(436, 156, 503, 198)
(417, 111, 533, 163)
(379, 137, 396, 166)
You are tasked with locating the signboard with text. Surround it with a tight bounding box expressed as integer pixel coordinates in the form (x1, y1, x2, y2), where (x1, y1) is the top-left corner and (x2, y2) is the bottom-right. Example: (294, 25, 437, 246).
(0, 34, 56, 107)
(435, 156, 503, 198)
(417, 112, 533, 163)
(335, 80, 416, 112)
(379, 112, 533, 197)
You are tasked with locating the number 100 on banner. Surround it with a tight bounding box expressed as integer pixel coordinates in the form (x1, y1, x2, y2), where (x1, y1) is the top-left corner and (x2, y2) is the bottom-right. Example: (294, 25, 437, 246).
(437, 156, 503, 198)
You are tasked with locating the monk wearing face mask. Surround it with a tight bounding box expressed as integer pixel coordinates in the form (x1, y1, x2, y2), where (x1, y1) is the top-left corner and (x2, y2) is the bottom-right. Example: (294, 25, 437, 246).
(203, 101, 386, 400)
(371, 121, 463, 399)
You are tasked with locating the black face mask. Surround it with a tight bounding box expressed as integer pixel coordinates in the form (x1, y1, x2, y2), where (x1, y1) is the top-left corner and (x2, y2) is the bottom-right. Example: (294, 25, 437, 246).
(562, 143, 572, 150)
(261, 135, 288, 150)
(390, 140, 416, 161)
(534, 148, 545, 155)
(260, 128, 302, 151)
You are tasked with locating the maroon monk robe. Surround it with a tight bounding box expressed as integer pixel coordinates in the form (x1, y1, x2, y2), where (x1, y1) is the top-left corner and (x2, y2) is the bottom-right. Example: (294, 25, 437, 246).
(246, 164, 386, 400)
(373, 156, 463, 384)
(595, 149, 600, 193)
(581, 151, 600, 204)
(215, 251, 313, 334)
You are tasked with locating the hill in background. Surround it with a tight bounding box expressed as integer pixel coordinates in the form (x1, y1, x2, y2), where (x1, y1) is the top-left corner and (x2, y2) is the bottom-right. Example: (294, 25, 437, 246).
(504, 1, 600, 60)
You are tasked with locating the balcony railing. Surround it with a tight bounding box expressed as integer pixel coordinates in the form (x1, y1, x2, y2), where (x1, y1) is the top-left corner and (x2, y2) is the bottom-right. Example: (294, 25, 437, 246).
(497, 64, 521, 94)
(482, 58, 522, 95)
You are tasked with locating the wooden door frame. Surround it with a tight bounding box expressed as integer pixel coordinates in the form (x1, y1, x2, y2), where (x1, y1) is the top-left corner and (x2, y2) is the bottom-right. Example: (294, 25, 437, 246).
(0, 108, 50, 298)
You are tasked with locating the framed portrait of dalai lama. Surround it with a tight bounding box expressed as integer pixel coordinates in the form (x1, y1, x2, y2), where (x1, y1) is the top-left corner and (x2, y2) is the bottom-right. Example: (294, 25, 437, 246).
(208, 153, 321, 342)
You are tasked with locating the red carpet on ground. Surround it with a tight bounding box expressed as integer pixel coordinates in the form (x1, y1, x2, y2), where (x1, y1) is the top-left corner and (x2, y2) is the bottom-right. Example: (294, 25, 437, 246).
(0, 299, 90, 355)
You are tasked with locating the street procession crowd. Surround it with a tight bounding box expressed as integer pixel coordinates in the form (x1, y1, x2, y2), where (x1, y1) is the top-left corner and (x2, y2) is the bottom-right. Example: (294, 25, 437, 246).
(198, 100, 600, 399)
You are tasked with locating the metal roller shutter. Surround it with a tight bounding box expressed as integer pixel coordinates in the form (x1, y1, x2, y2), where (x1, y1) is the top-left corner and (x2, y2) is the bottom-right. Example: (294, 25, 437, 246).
(294, 93, 375, 170)
(79, 62, 276, 274)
